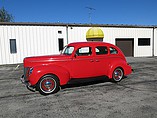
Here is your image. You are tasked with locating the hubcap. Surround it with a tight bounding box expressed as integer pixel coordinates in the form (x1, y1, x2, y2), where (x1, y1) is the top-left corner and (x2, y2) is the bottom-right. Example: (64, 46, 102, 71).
(40, 78, 56, 93)
(113, 68, 123, 81)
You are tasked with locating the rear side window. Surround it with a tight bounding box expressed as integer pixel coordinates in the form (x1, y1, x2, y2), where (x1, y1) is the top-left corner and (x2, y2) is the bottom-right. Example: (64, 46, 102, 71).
(95, 46, 108, 55)
(110, 47, 118, 54)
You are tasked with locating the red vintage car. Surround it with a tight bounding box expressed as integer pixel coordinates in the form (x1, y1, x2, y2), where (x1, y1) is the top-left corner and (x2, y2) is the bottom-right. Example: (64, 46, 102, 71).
(21, 42, 132, 95)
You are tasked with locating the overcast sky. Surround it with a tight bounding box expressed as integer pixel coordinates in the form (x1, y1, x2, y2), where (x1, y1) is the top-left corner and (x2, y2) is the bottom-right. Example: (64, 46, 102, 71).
(1, 0, 157, 25)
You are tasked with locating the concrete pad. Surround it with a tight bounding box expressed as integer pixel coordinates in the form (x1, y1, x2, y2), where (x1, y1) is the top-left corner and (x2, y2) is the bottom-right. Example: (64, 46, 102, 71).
(0, 57, 157, 118)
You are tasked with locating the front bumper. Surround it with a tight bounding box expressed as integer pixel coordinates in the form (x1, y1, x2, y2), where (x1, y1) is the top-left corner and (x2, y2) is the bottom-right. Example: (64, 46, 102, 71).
(20, 75, 36, 92)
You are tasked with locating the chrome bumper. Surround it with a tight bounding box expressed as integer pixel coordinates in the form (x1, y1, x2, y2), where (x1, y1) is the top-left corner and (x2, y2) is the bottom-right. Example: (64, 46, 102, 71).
(20, 75, 36, 92)
(20, 75, 28, 85)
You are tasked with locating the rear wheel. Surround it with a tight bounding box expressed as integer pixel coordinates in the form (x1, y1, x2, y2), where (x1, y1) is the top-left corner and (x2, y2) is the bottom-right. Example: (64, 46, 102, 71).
(112, 68, 124, 82)
(37, 74, 60, 95)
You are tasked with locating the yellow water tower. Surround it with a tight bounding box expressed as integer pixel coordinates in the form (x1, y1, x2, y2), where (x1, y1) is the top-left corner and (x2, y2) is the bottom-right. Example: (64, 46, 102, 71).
(86, 27, 104, 41)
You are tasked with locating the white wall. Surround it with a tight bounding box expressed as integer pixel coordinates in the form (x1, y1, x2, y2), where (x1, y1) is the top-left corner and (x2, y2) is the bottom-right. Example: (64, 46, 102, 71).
(68, 27, 89, 43)
(68, 26, 153, 57)
(0, 25, 155, 65)
(154, 28, 157, 56)
(0, 25, 67, 65)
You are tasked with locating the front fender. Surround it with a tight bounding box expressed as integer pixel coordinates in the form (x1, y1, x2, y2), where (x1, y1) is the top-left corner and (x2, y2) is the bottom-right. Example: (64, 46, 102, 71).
(29, 65, 70, 86)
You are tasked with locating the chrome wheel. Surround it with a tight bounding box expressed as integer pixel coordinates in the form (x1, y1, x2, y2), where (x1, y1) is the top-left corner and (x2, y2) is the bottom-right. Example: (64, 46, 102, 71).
(40, 77, 56, 93)
(112, 68, 123, 82)
(37, 75, 59, 95)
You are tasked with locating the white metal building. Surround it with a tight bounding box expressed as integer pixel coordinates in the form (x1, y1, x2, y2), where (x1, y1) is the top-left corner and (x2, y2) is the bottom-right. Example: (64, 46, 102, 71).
(0, 22, 157, 65)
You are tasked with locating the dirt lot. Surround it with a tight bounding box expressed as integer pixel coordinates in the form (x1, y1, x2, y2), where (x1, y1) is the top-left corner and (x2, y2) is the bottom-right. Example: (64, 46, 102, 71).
(0, 57, 157, 118)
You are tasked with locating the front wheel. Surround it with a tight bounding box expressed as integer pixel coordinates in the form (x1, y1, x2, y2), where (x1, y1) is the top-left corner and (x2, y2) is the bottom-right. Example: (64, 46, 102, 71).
(112, 68, 124, 82)
(37, 74, 60, 95)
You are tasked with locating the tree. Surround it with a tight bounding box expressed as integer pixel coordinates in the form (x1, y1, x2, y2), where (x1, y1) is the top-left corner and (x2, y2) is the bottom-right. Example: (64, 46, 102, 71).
(0, 7, 14, 22)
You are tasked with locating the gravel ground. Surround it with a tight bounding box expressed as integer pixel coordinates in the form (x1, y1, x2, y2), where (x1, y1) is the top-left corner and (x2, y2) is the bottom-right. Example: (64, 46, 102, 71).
(0, 57, 157, 118)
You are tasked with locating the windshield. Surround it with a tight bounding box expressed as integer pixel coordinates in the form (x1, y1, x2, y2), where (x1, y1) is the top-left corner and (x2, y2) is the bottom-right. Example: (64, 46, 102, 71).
(62, 46, 74, 55)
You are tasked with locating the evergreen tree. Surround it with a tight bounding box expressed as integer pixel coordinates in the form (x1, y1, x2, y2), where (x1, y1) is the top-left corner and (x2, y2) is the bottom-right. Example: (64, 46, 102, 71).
(0, 7, 14, 22)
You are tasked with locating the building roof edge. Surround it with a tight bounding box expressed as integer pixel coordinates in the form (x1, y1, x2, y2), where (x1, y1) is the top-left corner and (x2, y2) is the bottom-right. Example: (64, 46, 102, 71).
(0, 22, 156, 28)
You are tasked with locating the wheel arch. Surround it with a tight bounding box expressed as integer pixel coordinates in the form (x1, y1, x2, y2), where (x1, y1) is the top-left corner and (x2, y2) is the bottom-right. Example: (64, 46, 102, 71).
(29, 64, 70, 86)
(108, 64, 125, 79)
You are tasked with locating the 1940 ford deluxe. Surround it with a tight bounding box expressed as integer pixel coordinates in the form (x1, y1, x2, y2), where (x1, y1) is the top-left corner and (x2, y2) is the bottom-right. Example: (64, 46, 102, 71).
(21, 42, 132, 95)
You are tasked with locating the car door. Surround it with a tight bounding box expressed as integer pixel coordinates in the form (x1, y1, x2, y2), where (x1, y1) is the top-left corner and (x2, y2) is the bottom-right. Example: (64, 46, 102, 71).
(94, 46, 110, 76)
(70, 46, 96, 78)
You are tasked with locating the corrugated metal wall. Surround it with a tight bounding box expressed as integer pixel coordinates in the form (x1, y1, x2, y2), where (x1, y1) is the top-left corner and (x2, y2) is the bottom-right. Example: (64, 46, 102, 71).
(0, 24, 156, 65)
(154, 28, 157, 56)
(68, 26, 153, 57)
(68, 27, 88, 43)
(0, 25, 67, 65)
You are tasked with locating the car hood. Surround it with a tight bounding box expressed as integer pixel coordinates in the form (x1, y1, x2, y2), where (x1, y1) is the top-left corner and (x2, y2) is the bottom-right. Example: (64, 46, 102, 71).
(24, 54, 71, 67)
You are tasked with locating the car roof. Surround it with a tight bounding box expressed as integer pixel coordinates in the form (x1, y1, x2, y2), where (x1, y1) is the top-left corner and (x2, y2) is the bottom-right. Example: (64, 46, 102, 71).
(68, 42, 115, 47)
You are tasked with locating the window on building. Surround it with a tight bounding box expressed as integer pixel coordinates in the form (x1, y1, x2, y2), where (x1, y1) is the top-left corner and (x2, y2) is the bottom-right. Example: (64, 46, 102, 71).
(95, 46, 108, 55)
(58, 38, 64, 51)
(58, 31, 62, 34)
(138, 38, 150, 46)
(76, 47, 92, 56)
(10, 39, 17, 54)
(110, 47, 118, 54)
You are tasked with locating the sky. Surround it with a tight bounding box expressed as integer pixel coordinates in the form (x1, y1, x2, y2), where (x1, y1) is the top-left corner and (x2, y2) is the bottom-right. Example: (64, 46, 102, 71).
(0, 0, 157, 25)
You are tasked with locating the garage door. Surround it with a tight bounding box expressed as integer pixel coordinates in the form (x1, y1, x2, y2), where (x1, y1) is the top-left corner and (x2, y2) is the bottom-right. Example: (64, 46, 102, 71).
(116, 39, 134, 57)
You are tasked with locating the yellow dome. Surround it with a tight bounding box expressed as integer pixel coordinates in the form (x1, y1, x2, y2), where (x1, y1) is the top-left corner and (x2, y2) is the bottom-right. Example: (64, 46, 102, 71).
(86, 27, 104, 39)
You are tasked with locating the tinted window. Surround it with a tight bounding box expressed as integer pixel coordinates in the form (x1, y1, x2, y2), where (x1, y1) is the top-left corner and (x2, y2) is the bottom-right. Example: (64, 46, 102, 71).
(138, 38, 150, 46)
(110, 47, 118, 54)
(10, 39, 17, 54)
(95, 46, 108, 55)
(76, 47, 92, 56)
(58, 38, 64, 51)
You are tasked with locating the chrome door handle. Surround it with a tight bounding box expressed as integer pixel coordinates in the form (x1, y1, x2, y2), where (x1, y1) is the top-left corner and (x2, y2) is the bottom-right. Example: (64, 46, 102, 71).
(96, 60, 99, 62)
(90, 60, 94, 62)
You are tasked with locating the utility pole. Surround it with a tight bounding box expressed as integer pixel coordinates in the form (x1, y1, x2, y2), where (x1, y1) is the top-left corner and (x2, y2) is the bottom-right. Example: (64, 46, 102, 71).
(86, 7, 96, 24)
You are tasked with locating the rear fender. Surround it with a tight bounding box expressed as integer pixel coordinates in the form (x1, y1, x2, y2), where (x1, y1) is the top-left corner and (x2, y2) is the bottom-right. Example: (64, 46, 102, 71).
(107, 60, 125, 79)
(29, 65, 70, 86)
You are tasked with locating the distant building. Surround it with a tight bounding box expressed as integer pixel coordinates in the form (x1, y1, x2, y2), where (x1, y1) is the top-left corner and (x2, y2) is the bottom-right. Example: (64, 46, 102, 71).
(0, 22, 156, 65)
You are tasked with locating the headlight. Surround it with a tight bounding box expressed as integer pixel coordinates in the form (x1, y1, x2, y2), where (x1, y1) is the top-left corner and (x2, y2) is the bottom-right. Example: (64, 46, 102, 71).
(29, 67, 33, 75)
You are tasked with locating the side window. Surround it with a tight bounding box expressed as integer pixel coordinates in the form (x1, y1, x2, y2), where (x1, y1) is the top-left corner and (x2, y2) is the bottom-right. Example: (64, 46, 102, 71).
(62, 46, 74, 55)
(76, 47, 92, 56)
(10, 39, 17, 54)
(110, 47, 118, 54)
(95, 46, 108, 55)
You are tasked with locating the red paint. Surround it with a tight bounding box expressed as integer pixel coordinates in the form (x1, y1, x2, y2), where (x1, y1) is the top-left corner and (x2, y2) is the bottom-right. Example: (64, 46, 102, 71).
(23, 42, 132, 86)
